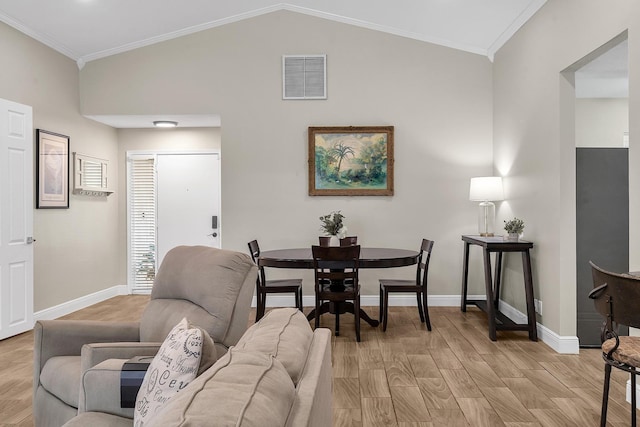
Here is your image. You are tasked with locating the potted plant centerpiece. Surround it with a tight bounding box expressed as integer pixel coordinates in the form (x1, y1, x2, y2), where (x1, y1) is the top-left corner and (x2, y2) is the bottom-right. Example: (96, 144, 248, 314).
(503, 217, 525, 241)
(319, 211, 347, 246)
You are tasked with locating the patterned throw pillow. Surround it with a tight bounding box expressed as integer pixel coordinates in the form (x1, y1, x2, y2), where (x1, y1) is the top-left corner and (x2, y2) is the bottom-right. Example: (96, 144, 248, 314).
(133, 317, 215, 426)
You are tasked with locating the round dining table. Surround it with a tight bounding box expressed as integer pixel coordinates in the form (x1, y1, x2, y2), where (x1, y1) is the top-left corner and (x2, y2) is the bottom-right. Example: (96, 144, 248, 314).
(258, 247, 419, 328)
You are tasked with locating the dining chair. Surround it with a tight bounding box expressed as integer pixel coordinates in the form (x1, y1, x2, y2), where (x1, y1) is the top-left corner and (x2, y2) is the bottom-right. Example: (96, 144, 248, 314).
(311, 245, 362, 341)
(589, 261, 640, 427)
(318, 236, 331, 247)
(340, 236, 358, 246)
(247, 240, 303, 322)
(379, 238, 434, 332)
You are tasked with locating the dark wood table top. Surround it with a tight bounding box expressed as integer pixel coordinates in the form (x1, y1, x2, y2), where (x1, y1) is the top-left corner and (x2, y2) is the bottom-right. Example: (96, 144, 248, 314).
(462, 235, 533, 250)
(259, 247, 419, 269)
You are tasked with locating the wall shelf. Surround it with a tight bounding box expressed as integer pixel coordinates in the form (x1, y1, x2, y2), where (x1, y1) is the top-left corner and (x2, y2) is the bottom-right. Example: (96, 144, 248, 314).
(73, 152, 113, 196)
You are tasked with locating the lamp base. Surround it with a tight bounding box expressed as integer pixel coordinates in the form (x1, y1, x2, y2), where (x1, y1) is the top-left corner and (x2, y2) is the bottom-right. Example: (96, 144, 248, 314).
(478, 201, 496, 236)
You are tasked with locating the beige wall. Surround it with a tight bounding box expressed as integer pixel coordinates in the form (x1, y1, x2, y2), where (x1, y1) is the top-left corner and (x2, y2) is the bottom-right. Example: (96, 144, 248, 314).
(575, 98, 628, 148)
(81, 11, 494, 296)
(493, 0, 640, 336)
(116, 128, 221, 284)
(0, 22, 120, 311)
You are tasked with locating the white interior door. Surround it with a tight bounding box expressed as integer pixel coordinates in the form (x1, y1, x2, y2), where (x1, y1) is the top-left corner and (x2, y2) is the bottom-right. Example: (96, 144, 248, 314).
(0, 98, 34, 340)
(156, 153, 220, 266)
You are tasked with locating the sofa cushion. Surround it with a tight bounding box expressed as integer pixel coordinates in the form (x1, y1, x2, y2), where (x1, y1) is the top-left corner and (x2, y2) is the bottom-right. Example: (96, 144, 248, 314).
(234, 308, 313, 384)
(40, 355, 82, 408)
(134, 318, 216, 426)
(149, 348, 295, 427)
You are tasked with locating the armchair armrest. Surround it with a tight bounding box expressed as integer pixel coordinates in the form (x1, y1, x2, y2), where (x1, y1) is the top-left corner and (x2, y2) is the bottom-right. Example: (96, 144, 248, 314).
(78, 343, 161, 415)
(34, 320, 140, 368)
(81, 342, 161, 373)
(33, 320, 140, 394)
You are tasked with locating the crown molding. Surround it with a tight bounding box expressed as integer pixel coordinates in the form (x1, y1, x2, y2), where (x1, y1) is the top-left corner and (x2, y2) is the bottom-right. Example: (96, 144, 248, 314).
(3, 2, 534, 65)
(78, 3, 489, 64)
(486, 0, 547, 62)
(0, 10, 79, 60)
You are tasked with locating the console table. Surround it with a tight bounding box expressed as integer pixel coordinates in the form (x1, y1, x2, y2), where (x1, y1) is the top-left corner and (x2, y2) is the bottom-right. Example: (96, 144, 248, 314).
(460, 235, 537, 341)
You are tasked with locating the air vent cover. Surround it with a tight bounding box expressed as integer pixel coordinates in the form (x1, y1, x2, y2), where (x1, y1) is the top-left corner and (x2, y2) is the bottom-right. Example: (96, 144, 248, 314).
(282, 55, 326, 99)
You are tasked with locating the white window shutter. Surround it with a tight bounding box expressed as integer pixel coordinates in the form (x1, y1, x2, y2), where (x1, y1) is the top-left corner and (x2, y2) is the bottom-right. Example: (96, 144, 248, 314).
(128, 157, 157, 292)
(283, 55, 327, 99)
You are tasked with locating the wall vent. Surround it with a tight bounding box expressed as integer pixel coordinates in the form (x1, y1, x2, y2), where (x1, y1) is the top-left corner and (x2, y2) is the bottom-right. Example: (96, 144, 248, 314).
(282, 55, 326, 100)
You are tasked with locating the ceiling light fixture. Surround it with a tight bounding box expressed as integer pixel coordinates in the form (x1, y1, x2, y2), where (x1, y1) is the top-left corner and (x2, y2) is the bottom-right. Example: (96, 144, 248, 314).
(153, 120, 178, 128)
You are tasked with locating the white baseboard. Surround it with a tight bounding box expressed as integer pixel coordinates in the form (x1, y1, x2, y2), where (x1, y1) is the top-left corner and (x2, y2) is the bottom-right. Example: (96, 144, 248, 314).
(34, 285, 128, 321)
(34, 288, 578, 354)
(626, 379, 640, 408)
(252, 294, 487, 310)
(255, 294, 580, 354)
(498, 300, 579, 354)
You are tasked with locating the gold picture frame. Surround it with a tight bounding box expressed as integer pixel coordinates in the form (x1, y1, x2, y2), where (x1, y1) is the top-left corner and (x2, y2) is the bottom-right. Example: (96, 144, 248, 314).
(308, 126, 394, 196)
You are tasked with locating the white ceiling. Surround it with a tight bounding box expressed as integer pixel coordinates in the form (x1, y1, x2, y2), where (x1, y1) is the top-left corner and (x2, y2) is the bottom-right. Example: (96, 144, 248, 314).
(0, 0, 547, 64)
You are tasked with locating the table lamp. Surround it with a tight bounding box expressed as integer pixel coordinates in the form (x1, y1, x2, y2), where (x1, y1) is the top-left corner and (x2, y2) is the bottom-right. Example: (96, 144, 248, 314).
(469, 177, 504, 236)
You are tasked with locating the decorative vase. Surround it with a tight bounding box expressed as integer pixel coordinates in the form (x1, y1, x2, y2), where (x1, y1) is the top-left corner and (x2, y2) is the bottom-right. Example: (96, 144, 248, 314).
(505, 233, 519, 242)
(329, 235, 340, 246)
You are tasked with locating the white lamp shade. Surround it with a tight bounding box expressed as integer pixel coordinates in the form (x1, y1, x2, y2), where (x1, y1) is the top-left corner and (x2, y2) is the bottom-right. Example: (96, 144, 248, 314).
(469, 177, 504, 202)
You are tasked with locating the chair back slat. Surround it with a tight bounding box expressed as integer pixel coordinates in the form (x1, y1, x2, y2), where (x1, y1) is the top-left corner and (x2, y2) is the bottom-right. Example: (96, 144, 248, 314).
(590, 261, 640, 330)
(317, 271, 358, 281)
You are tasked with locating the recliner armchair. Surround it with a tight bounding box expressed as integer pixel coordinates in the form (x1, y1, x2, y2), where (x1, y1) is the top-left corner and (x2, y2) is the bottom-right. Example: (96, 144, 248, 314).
(33, 246, 257, 427)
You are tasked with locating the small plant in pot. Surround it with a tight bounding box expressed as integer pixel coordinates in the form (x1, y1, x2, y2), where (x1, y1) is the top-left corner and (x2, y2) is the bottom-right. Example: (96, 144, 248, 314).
(503, 217, 525, 241)
(319, 210, 347, 246)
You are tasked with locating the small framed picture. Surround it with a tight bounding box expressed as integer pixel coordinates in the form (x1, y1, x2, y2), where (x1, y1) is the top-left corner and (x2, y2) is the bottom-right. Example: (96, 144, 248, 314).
(308, 126, 394, 196)
(36, 129, 69, 209)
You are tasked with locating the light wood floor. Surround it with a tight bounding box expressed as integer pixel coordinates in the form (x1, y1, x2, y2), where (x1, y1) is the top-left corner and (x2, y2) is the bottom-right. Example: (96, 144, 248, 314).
(0, 296, 637, 426)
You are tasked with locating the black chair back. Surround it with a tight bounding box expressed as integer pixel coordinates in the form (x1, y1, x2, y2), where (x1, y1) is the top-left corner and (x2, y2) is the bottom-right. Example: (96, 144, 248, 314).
(589, 261, 640, 426)
(247, 239, 266, 287)
(589, 261, 640, 332)
(340, 236, 358, 246)
(416, 239, 435, 289)
(312, 245, 360, 290)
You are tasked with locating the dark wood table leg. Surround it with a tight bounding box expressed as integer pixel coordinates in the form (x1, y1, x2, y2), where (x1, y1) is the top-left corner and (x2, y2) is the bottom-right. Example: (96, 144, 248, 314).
(494, 252, 503, 310)
(461, 242, 470, 312)
(522, 250, 538, 341)
(482, 248, 497, 341)
(356, 305, 379, 327)
(306, 302, 379, 327)
(306, 302, 331, 322)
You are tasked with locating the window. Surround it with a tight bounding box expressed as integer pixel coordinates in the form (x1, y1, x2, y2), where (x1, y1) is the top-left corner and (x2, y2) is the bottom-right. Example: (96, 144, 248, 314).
(128, 155, 156, 292)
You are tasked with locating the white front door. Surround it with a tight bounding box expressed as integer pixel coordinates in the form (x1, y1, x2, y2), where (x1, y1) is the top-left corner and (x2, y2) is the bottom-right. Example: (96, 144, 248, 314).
(156, 153, 220, 266)
(0, 98, 34, 340)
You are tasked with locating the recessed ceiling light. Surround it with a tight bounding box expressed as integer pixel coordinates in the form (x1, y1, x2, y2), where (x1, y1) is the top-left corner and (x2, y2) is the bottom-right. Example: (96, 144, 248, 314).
(153, 121, 178, 128)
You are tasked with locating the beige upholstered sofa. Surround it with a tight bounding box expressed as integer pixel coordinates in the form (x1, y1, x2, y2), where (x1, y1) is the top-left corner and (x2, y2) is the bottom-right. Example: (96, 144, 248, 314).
(63, 308, 333, 427)
(33, 246, 257, 427)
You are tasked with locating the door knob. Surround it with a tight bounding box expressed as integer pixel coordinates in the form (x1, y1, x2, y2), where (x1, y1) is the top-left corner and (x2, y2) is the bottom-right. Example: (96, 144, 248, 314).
(208, 232, 217, 237)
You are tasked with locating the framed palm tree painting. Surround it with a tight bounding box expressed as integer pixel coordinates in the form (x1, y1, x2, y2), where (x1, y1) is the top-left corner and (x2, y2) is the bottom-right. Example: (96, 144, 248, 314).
(308, 126, 394, 196)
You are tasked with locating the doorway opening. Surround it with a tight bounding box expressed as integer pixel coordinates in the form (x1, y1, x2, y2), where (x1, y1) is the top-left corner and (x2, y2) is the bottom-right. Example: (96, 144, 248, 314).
(570, 33, 629, 347)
